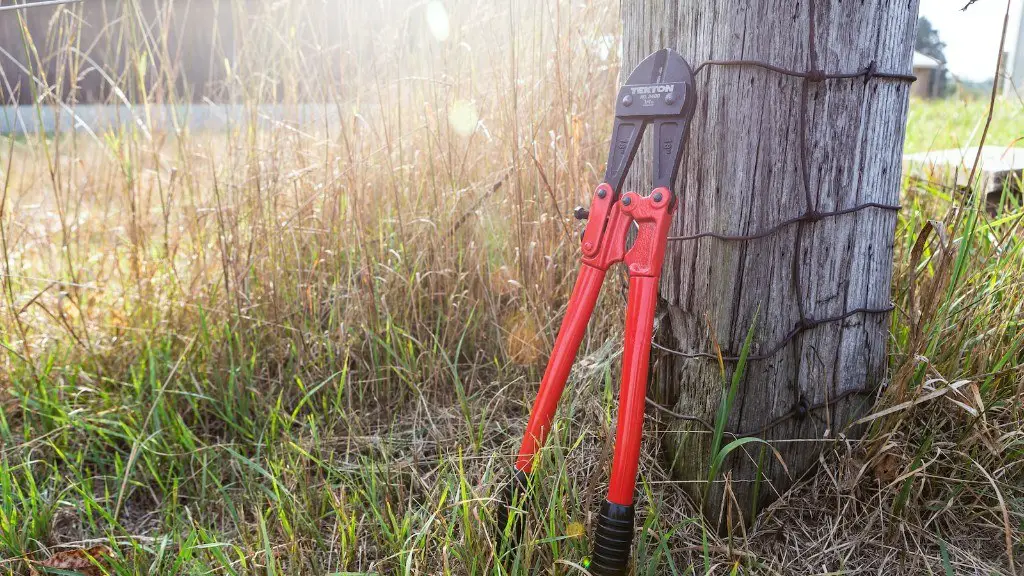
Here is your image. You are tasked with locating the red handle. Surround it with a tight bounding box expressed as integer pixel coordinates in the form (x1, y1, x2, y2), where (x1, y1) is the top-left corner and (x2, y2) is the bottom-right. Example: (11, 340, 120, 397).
(606, 186, 674, 505)
(515, 263, 607, 472)
(606, 274, 659, 504)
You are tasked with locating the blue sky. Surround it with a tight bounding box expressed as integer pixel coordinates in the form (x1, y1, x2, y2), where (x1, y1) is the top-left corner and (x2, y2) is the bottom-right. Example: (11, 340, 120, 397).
(919, 0, 1023, 81)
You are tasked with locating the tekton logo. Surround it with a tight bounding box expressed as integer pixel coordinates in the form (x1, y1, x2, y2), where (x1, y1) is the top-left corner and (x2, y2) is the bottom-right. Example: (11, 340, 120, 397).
(629, 84, 674, 96)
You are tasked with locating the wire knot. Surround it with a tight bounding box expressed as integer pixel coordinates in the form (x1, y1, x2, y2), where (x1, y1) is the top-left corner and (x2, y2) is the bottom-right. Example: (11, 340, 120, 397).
(806, 69, 826, 83)
(863, 60, 877, 84)
(795, 397, 809, 419)
(795, 315, 815, 330)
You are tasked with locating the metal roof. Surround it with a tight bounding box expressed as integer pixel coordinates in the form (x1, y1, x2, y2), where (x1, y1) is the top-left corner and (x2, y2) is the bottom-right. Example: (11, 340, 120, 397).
(913, 51, 942, 69)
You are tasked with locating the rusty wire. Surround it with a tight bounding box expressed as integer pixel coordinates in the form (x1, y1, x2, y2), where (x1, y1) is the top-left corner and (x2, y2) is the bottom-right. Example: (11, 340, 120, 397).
(666, 202, 901, 243)
(652, 305, 896, 362)
(691, 58, 916, 84)
(647, 384, 879, 437)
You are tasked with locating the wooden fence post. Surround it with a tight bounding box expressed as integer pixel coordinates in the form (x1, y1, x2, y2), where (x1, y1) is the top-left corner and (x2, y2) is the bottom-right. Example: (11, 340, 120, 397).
(621, 0, 918, 524)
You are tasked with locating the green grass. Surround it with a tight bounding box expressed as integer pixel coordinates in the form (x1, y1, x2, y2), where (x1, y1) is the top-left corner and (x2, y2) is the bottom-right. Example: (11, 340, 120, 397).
(904, 96, 1024, 153)
(1, 1, 1023, 574)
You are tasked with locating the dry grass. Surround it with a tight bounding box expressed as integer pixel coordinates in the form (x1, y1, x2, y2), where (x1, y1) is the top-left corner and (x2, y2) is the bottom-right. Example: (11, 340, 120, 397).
(1, 1, 1022, 574)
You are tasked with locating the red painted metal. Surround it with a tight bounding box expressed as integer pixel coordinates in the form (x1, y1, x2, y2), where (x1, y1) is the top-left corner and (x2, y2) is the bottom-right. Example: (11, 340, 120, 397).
(621, 187, 674, 279)
(607, 275, 659, 504)
(515, 262, 607, 472)
(607, 186, 675, 504)
(580, 183, 616, 260)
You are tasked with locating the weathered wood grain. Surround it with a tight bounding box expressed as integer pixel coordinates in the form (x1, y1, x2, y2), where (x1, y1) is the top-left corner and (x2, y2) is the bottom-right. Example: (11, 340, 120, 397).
(621, 0, 917, 524)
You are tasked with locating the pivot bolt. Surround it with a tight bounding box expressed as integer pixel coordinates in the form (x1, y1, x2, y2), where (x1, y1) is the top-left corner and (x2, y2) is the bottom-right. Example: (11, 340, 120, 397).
(652, 192, 663, 202)
(622, 196, 631, 206)
(573, 206, 590, 220)
(597, 189, 607, 199)
(621, 95, 633, 107)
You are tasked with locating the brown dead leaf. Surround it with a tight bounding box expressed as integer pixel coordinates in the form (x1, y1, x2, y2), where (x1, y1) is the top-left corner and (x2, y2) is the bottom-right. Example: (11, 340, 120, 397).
(872, 453, 901, 483)
(40, 545, 113, 576)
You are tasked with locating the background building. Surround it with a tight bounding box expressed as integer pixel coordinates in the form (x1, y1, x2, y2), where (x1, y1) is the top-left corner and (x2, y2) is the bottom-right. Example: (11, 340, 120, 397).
(912, 51, 944, 98)
(1006, 5, 1024, 95)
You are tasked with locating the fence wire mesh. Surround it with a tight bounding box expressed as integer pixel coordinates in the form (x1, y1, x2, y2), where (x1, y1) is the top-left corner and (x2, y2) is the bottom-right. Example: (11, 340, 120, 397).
(645, 3, 914, 436)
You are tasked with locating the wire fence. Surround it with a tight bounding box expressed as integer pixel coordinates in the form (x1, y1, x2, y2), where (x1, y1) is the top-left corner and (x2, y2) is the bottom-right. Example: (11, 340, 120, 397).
(645, 2, 915, 437)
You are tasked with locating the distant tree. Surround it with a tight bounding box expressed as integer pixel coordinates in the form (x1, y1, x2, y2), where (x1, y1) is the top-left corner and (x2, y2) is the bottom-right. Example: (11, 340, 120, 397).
(916, 17, 947, 63)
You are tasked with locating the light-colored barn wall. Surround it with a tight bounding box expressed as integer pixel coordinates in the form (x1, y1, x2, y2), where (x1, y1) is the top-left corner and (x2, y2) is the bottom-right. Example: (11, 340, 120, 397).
(911, 66, 935, 98)
(1008, 6, 1024, 95)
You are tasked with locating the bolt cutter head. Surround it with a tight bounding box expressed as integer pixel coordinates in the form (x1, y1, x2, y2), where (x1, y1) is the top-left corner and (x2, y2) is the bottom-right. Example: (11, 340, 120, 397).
(582, 49, 696, 271)
(604, 48, 697, 196)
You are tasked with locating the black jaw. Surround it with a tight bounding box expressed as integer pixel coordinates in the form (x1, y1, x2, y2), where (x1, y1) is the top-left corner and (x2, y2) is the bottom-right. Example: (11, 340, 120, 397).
(603, 49, 697, 196)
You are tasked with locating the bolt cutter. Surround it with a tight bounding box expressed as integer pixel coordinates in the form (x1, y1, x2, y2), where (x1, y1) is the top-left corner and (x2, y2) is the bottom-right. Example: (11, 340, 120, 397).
(496, 49, 697, 574)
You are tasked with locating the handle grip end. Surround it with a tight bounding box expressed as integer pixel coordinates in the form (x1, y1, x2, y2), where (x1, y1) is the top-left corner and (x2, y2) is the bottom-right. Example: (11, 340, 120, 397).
(589, 500, 635, 575)
(495, 469, 530, 549)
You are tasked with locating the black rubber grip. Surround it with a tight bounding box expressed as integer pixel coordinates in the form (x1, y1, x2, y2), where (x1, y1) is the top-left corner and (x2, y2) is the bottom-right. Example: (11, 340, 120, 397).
(589, 500, 635, 575)
(494, 469, 529, 547)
